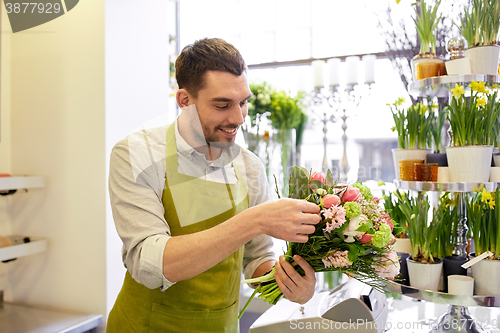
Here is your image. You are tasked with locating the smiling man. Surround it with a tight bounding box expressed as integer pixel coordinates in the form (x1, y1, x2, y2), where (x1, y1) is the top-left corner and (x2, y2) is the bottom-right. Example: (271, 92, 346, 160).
(107, 38, 320, 333)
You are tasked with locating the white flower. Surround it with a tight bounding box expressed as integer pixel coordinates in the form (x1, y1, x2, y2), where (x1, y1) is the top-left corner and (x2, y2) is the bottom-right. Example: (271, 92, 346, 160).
(343, 214, 368, 243)
(316, 188, 327, 196)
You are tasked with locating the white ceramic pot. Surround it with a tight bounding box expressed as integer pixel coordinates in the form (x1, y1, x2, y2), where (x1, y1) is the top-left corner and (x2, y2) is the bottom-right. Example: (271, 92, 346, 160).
(392, 148, 432, 180)
(490, 167, 500, 182)
(494, 154, 500, 167)
(464, 45, 500, 75)
(392, 238, 412, 253)
(445, 58, 472, 75)
(437, 167, 449, 182)
(407, 257, 443, 291)
(471, 257, 500, 296)
(446, 146, 493, 182)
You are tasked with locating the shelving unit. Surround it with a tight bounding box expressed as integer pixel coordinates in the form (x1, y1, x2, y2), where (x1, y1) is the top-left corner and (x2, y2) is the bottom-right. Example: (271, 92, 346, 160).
(0, 238, 47, 262)
(0, 301, 103, 333)
(393, 74, 500, 332)
(0, 175, 102, 332)
(0, 176, 45, 191)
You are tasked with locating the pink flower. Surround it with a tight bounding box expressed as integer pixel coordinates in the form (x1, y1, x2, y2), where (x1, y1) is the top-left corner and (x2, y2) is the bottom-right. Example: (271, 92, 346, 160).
(322, 206, 347, 233)
(372, 251, 400, 279)
(386, 220, 394, 232)
(359, 233, 374, 244)
(322, 250, 353, 269)
(309, 171, 325, 184)
(322, 194, 340, 208)
(343, 187, 361, 202)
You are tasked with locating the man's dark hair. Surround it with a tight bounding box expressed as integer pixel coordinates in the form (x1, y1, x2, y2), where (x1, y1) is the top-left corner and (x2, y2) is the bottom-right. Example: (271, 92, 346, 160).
(175, 38, 246, 98)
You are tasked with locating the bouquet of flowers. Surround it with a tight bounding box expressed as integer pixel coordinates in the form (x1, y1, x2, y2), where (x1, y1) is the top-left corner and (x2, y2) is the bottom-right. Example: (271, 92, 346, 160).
(238, 167, 401, 318)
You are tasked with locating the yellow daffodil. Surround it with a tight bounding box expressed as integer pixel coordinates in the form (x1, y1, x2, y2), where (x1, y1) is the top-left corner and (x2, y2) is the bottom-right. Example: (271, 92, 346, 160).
(418, 103, 428, 114)
(489, 200, 495, 210)
(491, 84, 498, 90)
(396, 0, 401, 4)
(471, 81, 487, 93)
(386, 103, 391, 106)
(477, 97, 486, 108)
(377, 180, 385, 186)
(451, 83, 465, 99)
(481, 188, 492, 203)
(394, 97, 405, 107)
(430, 103, 438, 109)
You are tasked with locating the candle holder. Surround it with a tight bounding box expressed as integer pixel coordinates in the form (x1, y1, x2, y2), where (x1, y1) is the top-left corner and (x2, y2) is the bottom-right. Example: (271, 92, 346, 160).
(308, 82, 373, 182)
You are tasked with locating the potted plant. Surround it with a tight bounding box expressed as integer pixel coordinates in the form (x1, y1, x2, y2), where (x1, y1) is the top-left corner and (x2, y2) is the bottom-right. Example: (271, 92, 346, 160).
(467, 188, 500, 295)
(267, 90, 306, 197)
(395, 191, 443, 291)
(445, 81, 500, 182)
(427, 104, 448, 166)
(411, 0, 444, 81)
(459, 0, 500, 75)
(389, 98, 432, 180)
(382, 188, 411, 284)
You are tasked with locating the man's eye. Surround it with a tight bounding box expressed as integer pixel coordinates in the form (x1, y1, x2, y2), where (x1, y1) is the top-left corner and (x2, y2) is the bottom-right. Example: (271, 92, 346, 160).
(215, 104, 229, 109)
(240, 100, 248, 107)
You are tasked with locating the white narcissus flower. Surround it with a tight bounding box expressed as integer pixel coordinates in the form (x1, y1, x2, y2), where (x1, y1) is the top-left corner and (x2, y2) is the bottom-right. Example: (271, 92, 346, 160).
(343, 214, 369, 243)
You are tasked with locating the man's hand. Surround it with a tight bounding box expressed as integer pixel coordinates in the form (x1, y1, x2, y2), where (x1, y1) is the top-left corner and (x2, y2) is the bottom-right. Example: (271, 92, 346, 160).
(250, 198, 321, 243)
(274, 254, 316, 304)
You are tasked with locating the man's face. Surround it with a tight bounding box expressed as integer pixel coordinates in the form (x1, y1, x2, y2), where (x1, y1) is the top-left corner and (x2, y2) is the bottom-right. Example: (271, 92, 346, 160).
(190, 70, 251, 148)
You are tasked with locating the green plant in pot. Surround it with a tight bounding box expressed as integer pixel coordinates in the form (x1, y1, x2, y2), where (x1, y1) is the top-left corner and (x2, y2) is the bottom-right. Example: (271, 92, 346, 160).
(394, 190, 443, 291)
(389, 98, 433, 180)
(426, 103, 448, 166)
(459, 0, 500, 74)
(411, 0, 443, 81)
(445, 81, 500, 182)
(268, 90, 306, 197)
(466, 188, 500, 295)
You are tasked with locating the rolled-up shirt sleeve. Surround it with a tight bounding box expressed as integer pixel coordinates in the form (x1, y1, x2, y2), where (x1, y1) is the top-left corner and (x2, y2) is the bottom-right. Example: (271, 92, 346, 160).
(240, 153, 277, 280)
(109, 131, 175, 290)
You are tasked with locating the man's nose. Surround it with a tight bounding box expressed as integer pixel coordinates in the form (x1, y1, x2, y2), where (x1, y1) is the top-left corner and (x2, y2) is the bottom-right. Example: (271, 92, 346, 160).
(229, 104, 246, 125)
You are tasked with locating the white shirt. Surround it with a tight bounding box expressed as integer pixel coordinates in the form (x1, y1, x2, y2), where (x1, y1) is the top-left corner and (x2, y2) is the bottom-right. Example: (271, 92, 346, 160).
(109, 119, 276, 290)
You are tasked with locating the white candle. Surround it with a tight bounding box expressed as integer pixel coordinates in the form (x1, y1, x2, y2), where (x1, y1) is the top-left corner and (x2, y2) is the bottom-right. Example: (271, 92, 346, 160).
(345, 56, 359, 85)
(312, 60, 325, 88)
(362, 54, 376, 84)
(327, 58, 340, 86)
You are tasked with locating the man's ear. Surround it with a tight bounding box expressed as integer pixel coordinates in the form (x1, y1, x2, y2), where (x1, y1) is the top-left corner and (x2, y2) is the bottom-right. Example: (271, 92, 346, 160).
(176, 89, 192, 108)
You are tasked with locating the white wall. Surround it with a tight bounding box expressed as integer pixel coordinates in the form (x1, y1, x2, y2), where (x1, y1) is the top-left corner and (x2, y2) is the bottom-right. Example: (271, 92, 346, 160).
(105, 0, 175, 316)
(0, 0, 176, 329)
(1, 0, 106, 327)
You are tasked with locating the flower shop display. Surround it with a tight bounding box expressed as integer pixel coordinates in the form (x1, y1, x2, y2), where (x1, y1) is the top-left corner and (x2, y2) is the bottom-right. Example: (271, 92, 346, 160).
(466, 188, 500, 295)
(238, 167, 400, 318)
(459, 0, 500, 75)
(389, 98, 432, 180)
(393, 190, 455, 291)
(411, 0, 444, 81)
(445, 82, 500, 182)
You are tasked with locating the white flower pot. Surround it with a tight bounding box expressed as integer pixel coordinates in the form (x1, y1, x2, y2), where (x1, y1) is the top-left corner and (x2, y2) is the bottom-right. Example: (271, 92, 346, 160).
(471, 257, 500, 296)
(446, 146, 493, 182)
(407, 257, 443, 291)
(392, 238, 412, 253)
(494, 154, 500, 167)
(392, 148, 432, 180)
(490, 167, 500, 182)
(445, 58, 472, 75)
(464, 45, 500, 75)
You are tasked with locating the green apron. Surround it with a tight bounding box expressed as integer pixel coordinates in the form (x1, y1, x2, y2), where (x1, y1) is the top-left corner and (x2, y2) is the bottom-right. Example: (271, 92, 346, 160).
(107, 123, 249, 333)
